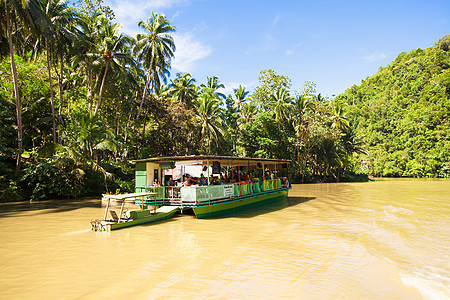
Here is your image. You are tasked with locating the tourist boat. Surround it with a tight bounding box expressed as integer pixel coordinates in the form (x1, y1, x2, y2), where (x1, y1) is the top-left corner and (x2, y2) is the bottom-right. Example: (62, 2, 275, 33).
(90, 192, 178, 231)
(131, 155, 291, 219)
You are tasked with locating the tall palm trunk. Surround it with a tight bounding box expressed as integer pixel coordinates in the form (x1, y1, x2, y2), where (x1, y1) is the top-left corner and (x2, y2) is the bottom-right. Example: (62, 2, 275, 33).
(95, 60, 110, 114)
(5, 2, 22, 177)
(136, 55, 154, 119)
(87, 73, 93, 112)
(45, 38, 57, 143)
(54, 52, 64, 143)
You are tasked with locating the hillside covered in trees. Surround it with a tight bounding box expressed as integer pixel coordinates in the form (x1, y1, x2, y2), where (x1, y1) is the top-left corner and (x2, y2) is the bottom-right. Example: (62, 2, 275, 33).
(0, 0, 448, 202)
(336, 35, 450, 178)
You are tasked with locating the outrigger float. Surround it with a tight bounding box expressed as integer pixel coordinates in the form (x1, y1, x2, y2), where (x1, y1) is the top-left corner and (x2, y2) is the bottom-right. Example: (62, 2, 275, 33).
(91, 155, 291, 231)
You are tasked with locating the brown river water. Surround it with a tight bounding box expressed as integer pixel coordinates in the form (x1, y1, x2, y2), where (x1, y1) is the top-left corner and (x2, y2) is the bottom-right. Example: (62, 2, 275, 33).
(0, 179, 449, 299)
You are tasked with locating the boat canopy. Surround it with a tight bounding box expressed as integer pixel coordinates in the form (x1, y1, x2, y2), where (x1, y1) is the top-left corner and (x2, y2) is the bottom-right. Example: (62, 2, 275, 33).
(131, 155, 290, 167)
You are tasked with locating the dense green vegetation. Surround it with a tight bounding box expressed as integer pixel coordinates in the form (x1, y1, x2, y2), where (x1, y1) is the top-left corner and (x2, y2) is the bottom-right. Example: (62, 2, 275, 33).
(336, 35, 450, 178)
(0, 0, 448, 202)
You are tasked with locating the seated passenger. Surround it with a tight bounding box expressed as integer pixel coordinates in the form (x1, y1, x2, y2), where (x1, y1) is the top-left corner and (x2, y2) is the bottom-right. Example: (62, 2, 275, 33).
(199, 174, 207, 186)
(182, 176, 190, 187)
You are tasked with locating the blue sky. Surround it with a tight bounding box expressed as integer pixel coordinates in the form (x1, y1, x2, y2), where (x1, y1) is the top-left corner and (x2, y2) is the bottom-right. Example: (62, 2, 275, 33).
(104, 0, 449, 98)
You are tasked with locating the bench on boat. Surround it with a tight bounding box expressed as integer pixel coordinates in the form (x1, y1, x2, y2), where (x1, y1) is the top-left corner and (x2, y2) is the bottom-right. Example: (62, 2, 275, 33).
(103, 192, 158, 223)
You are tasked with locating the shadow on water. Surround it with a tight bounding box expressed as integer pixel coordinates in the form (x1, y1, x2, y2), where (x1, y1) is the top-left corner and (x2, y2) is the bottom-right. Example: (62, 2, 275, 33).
(208, 196, 315, 219)
(0, 196, 315, 221)
(0, 198, 101, 218)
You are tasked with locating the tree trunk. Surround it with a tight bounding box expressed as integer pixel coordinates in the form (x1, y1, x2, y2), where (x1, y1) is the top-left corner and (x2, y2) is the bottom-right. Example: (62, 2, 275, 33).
(54, 53, 64, 144)
(95, 60, 110, 114)
(136, 55, 154, 120)
(136, 70, 151, 120)
(87, 73, 93, 112)
(46, 38, 57, 143)
(6, 3, 23, 177)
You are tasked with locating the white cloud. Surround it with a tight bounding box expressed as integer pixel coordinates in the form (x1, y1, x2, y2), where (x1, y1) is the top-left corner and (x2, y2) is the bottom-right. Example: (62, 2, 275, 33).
(105, 0, 211, 73)
(108, 0, 186, 36)
(272, 13, 281, 26)
(285, 49, 294, 56)
(285, 43, 301, 57)
(362, 52, 387, 63)
(172, 32, 212, 72)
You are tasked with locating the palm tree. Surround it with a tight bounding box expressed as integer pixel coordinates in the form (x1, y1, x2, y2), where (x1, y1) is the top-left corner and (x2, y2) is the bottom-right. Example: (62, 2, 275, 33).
(268, 87, 292, 127)
(3, 0, 51, 175)
(169, 72, 197, 107)
(341, 126, 367, 156)
(93, 15, 133, 114)
(233, 85, 250, 112)
(292, 94, 314, 125)
(194, 88, 224, 154)
(316, 93, 325, 102)
(40, 111, 117, 181)
(39, 0, 74, 143)
(201, 76, 225, 100)
(238, 102, 257, 126)
(71, 13, 99, 112)
(134, 12, 175, 119)
(316, 137, 345, 181)
(330, 100, 350, 131)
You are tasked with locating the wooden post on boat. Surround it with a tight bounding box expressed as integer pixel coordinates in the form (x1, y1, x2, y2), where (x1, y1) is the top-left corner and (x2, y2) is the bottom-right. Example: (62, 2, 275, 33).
(238, 161, 241, 196)
(262, 162, 265, 191)
(275, 162, 277, 188)
(207, 160, 210, 203)
(118, 199, 125, 223)
(104, 197, 110, 221)
(154, 193, 157, 214)
(141, 195, 144, 211)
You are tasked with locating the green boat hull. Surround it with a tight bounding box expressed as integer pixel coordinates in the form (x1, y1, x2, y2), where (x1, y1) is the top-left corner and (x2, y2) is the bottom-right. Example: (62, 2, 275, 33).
(100, 209, 177, 231)
(192, 188, 289, 219)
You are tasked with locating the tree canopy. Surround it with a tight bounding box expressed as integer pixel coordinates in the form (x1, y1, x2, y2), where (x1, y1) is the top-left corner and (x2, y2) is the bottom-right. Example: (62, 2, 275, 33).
(0, 1, 448, 202)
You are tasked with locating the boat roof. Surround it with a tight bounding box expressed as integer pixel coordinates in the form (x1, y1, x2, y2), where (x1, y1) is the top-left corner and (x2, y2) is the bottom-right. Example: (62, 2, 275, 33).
(131, 155, 290, 167)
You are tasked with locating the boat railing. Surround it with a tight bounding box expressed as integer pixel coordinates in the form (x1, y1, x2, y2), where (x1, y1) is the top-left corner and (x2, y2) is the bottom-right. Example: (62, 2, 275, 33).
(135, 178, 286, 207)
(180, 184, 235, 205)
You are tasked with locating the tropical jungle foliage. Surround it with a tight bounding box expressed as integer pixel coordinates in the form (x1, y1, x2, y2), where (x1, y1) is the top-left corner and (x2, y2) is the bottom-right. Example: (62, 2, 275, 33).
(0, 0, 448, 202)
(336, 35, 450, 178)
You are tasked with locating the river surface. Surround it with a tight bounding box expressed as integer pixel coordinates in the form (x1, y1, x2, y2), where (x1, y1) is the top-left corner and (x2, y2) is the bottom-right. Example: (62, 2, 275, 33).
(0, 179, 449, 299)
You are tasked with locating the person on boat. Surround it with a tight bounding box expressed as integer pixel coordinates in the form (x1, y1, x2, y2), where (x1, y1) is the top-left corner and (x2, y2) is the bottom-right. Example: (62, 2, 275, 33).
(199, 174, 207, 186)
(182, 175, 191, 187)
(167, 177, 174, 186)
(153, 178, 160, 186)
(242, 172, 248, 182)
(222, 174, 229, 184)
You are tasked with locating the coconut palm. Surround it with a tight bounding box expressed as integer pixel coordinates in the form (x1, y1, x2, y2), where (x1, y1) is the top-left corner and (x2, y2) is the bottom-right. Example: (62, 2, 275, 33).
(71, 13, 99, 111)
(316, 93, 325, 102)
(238, 102, 257, 126)
(315, 137, 345, 181)
(93, 15, 133, 114)
(330, 100, 350, 131)
(201, 76, 226, 100)
(134, 12, 175, 119)
(169, 72, 198, 107)
(268, 87, 293, 127)
(38, 0, 74, 143)
(194, 88, 224, 154)
(233, 85, 250, 112)
(3, 0, 52, 175)
(292, 94, 314, 125)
